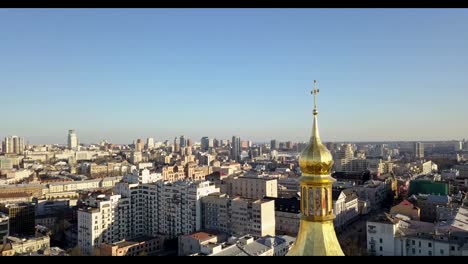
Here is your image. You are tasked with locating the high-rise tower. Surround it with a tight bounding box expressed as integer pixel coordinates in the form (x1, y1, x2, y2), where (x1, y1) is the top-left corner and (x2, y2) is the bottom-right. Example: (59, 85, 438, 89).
(414, 142, 424, 159)
(2, 136, 24, 154)
(68, 130, 78, 150)
(231, 136, 241, 162)
(287, 80, 344, 256)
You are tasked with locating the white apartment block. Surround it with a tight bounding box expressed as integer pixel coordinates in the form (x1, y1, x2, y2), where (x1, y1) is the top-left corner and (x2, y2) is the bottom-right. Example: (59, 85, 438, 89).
(79, 178, 220, 255)
(115, 179, 220, 239)
(202, 193, 275, 237)
(77, 194, 131, 255)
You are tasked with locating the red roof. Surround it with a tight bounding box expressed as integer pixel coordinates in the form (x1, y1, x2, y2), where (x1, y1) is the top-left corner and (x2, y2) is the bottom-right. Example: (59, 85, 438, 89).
(190, 232, 215, 241)
(399, 200, 414, 207)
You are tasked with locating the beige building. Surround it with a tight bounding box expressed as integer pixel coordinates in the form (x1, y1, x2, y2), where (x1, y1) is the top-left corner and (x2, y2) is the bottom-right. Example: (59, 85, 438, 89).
(266, 197, 300, 236)
(0, 184, 44, 198)
(44, 176, 122, 194)
(212, 162, 241, 177)
(202, 194, 275, 238)
(178, 232, 225, 256)
(0, 192, 32, 204)
(94, 236, 164, 256)
(185, 162, 212, 181)
(0, 235, 50, 256)
(224, 175, 278, 200)
(390, 200, 420, 220)
(161, 165, 186, 182)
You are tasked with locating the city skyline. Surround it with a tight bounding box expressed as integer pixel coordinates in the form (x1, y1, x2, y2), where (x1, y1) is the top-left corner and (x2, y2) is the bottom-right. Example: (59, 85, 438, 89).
(1, 9, 468, 143)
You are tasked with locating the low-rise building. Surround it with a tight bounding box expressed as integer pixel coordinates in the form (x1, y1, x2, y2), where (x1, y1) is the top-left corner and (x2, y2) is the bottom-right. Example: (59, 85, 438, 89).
(367, 207, 468, 256)
(209, 235, 274, 256)
(415, 194, 451, 222)
(178, 231, 226, 256)
(94, 236, 164, 256)
(0, 235, 50, 256)
(353, 180, 390, 211)
(390, 200, 420, 220)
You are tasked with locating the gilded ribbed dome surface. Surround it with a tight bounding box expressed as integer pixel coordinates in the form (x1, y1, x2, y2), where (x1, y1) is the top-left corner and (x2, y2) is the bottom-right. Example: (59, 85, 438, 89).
(299, 112, 333, 175)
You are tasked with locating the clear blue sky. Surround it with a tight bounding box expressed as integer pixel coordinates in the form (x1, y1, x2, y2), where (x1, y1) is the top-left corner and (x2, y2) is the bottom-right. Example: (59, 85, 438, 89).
(1, 8, 467, 144)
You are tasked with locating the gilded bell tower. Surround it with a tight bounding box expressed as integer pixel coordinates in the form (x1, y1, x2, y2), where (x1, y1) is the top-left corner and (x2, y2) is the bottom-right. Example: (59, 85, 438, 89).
(287, 80, 344, 256)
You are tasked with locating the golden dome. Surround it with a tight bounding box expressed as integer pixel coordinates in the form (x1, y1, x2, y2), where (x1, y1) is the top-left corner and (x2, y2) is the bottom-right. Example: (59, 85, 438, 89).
(287, 80, 344, 256)
(299, 111, 333, 175)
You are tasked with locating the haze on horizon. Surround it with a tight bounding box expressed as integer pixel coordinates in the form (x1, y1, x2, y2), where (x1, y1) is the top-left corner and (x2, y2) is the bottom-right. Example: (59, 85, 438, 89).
(1, 8, 467, 145)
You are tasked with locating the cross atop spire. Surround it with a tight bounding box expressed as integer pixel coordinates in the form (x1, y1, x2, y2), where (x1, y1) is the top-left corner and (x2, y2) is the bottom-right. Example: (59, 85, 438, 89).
(311, 80, 320, 115)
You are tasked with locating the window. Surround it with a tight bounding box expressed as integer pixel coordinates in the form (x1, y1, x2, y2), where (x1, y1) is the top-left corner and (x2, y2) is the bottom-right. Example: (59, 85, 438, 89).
(419, 241, 421, 247)
(451, 246, 455, 251)
(428, 251, 432, 256)
(428, 242, 432, 248)
(380, 247, 383, 251)
(412, 248, 415, 254)
(440, 249, 444, 255)
(379, 238, 383, 243)
(412, 240, 415, 245)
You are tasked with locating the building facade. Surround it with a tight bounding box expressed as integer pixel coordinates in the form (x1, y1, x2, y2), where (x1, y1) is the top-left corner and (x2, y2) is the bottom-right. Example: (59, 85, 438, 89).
(2, 136, 24, 155)
(0, 202, 35, 236)
(201, 193, 276, 238)
(224, 175, 278, 200)
(68, 130, 78, 150)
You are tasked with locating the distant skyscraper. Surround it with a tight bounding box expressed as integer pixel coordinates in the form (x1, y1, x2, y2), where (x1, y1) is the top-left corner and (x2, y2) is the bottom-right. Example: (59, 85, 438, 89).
(135, 138, 144, 152)
(2, 136, 24, 154)
(146, 137, 155, 150)
(336, 144, 354, 160)
(271, 139, 277, 150)
(68, 130, 78, 150)
(231, 136, 241, 162)
(174, 137, 180, 153)
(213, 138, 219, 148)
(180, 135, 186, 148)
(240, 140, 249, 149)
(201, 137, 210, 152)
(187, 138, 193, 148)
(414, 142, 424, 158)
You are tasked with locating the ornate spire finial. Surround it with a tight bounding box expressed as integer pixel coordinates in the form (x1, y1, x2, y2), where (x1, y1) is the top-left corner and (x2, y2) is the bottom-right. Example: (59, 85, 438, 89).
(312, 80, 319, 115)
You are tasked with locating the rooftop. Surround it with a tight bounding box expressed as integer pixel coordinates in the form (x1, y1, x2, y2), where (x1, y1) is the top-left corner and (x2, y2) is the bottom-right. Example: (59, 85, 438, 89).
(189, 232, 217, 242)
(0, 192, 31, 199)
(210, 237, 271, 256)
(111, 236, 158, 248)
(264, 197, 300, 214)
